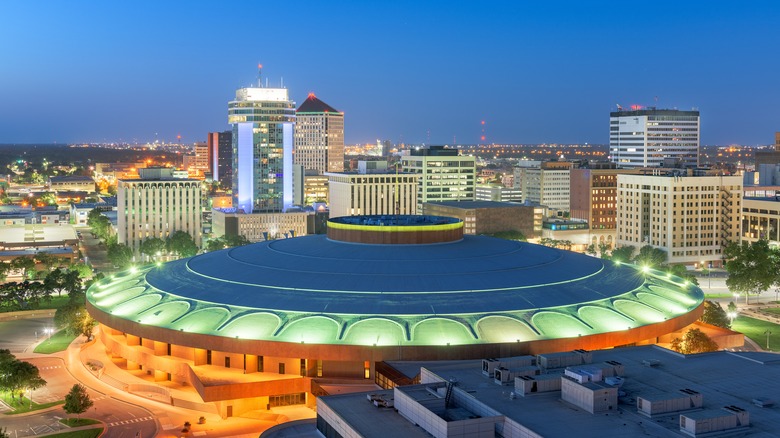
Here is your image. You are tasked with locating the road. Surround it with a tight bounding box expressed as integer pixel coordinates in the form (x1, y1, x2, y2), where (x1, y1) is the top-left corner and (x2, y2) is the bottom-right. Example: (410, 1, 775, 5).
(0, 317, 55, 353)
(0, 320, 157, 438)
(77, 227, 110, 272)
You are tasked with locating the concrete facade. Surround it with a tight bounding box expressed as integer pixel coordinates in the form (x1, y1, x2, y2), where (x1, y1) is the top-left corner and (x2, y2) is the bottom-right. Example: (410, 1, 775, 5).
(616, 173, 742, 267)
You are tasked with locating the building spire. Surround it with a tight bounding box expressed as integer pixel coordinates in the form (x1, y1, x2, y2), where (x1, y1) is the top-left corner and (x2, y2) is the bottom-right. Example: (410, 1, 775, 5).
(257, 63, 263, 87)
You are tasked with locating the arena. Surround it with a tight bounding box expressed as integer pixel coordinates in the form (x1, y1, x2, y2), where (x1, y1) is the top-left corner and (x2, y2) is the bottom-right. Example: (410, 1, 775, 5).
(86, 215, 704, 417)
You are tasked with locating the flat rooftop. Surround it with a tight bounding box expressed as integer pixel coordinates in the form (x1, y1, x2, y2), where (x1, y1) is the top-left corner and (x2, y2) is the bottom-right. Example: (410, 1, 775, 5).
(0, 224, 78, 245)
(326, 346, 780, 437)
(425, 200, 531, 209)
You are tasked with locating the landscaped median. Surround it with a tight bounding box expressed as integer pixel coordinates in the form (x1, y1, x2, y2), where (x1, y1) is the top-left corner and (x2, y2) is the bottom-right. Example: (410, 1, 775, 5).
(33, 329, 78, 354)
(0, 391, 63, 414)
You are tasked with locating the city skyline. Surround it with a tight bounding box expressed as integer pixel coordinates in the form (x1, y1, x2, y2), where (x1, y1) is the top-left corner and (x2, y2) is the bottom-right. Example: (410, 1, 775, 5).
(1, 1, 779, 145)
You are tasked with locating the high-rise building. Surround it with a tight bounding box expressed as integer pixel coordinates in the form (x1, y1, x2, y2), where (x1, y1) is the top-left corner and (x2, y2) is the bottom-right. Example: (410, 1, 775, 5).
(519, 161, 574, 213)
(294, 93, 344, 174)
(117, 167, 202, 255)
(616, 172, 741, 267)
(228, 68, 296, 213)
(401, 146, 475, 210)
(207, 130, 233, 189)
(188, 142, 212, 177)
(610, 108, 700, 168)
(327, 161, 418, 217)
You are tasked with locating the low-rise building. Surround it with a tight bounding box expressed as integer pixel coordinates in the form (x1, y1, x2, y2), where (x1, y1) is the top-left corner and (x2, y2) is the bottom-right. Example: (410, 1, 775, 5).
(48, 175, 96, 193)
(422, 200, 544, 237)
(311, 345, 777, 438)
(211, 208, 309, 242)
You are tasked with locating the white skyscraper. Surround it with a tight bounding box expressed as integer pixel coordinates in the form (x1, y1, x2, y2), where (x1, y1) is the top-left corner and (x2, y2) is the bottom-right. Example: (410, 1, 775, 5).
(228, 66, 296, 213)
(610, 108, 700, 168)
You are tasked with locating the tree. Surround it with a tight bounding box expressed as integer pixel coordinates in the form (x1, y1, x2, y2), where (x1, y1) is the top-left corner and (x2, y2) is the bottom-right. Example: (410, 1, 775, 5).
(670, 328, 719, 354)
(107, 244, 133, 269)
(166, 231, 198, 258)
(10, 257, 36, 280)
(205, 237, 226, 252)
(666, 264, 699, 286)
(34, 252, 59, 271)
(224, 234, 251, 247)
(5, 360, 45, 404)
(140, 237, 166, 261)
(585, 244, 597, 256)
(724, 240, 778, 304)
(70, 263, 93, 279)
(633, 245, 667, 268)
(597, 242, 611, 258)
(699, 301, 730, 329)
(55, 290, 95, 340)
(64, 384, 93, 419)
(609, 245, 635, 263)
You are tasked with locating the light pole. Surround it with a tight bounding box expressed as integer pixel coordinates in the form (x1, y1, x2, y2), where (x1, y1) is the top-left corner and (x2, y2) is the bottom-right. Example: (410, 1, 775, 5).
(765, 330, 772, 351)
(727, 311, 737, 326)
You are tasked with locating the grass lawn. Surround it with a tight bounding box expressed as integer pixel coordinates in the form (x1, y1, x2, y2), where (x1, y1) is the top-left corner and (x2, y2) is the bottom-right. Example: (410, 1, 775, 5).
(762, 308, 780, 316)
(704, 293, 735, 299)
(60, 418, 101, 427)
(0, 294, 71, 313)
(41, 429, 103, 438)
(34, 329, 77, 354)
(0, 391, 64, 414)
(731, 316, 780, 352)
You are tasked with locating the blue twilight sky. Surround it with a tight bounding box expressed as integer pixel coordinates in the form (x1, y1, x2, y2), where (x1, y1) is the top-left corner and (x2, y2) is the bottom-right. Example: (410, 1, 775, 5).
(1, 1, 778, 146)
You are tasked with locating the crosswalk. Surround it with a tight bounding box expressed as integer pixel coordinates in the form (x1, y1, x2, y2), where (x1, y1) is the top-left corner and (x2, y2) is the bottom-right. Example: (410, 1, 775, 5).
(109, 416, 154, 427)
(38, 365, 62, 370)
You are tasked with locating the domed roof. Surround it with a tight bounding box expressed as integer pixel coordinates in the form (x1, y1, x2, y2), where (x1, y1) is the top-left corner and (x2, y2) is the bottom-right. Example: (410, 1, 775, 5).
(87, 235, 703, 346)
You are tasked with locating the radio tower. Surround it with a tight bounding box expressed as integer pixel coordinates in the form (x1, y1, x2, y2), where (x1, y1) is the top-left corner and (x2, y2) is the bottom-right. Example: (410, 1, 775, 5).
(480, 120, 487, 144)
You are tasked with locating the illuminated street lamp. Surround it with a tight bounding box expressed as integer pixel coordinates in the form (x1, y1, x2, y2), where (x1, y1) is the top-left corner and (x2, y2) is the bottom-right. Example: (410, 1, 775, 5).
(727, 311, 737, 325)
(765, 330, 772, 351)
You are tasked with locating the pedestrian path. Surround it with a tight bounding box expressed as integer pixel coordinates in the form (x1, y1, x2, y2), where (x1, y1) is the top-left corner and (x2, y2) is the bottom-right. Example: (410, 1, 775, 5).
(108, 415, 154, 427)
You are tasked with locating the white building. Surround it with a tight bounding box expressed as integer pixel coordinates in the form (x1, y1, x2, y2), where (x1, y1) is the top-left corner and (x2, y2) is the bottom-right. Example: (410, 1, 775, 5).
(520, 161, 573, 213)
(475, 183, 522, 202)
(229, 67, 296, 213)
(211, 209, 308, 242)
(294, 93, 344, 174)
(616, 172, 741, 267)
(117, 168, 202, 255)
(401, 146, 475, 210)
(327, 161, 419, 217)
(610, 108, 700, 168)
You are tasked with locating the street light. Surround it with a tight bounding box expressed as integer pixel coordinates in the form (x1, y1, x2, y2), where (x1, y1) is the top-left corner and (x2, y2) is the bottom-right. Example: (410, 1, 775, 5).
(727, 311, 737, 325)
(765, 330, 772, 351)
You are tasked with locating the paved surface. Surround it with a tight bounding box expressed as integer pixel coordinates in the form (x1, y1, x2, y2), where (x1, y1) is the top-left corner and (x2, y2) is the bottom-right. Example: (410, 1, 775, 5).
(78, 227, 110, 272)
(0, 317, 55, 353)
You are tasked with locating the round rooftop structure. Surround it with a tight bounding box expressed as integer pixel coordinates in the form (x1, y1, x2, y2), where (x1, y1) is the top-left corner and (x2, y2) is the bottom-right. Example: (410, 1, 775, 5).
(87, 216, 704, 359)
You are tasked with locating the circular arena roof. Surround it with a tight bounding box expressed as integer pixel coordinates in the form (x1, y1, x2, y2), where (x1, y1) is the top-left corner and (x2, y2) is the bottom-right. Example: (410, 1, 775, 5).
(87, 232, 704, 347)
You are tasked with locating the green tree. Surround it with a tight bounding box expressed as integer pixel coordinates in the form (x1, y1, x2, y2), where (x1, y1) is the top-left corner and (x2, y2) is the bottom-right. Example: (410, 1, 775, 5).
(597, 242, 611, 258)
(633, 245, 667, 268)
(724, 240, 778, 304)
(224, 234, 251, 247)
(609, 245, 635, 263)
(205, 237, 226, 252)
(166, 231, 198, 258)
(666, 264, 699, 286)
(585, 244, 597, 256)
(10, 257, 36, 280)
(727, 301, 737, 314)
(55, 291, 95, 340)
(140, 237, 166, 261)
(5, 360, 46, 404)
(64, 384, 93, 419)
(34, 252, 59, 271)
(106, 244, 133, 269)
(699, 301, 730, 329)
(0, 262, 9, 282)
(670, 328, 719, 354)
(70, 263, 93, 279)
